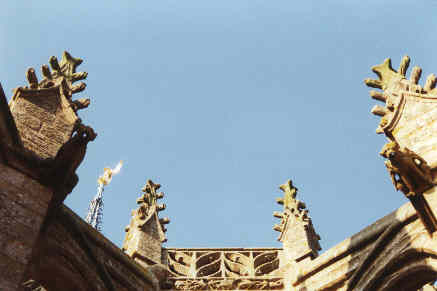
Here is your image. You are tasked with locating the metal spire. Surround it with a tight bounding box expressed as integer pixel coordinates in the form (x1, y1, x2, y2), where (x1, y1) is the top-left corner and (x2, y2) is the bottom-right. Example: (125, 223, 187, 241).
(85, 161, 123, 231)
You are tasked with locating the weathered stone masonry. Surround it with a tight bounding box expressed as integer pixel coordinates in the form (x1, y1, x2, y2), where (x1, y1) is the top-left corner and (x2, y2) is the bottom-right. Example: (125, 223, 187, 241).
(3, 53, 437, 291)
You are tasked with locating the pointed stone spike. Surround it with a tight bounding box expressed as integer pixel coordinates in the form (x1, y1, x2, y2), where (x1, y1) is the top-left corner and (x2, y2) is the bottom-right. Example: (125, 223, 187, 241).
(159, 217, 170, 224)
(41, 64, 52, 79)
(371, 58, 394, 76)
(365, 79, 383, 89)
(71, 72, 88, 82)
(273, 224, 283, 232)
(71, 82, 86, 94)
(273, 211, 284, 218)
(276, 198, 284, 205)
(156, 192, 164, 199)
(26, 68, 38, 88)
(410, 66, 422, 84)
(157, 204, 166, 211)
(370, 90, 386, 102)
(398, 56, 410, 76)
(49, 56, 61, 72)
(376, 127, 385, 134)
(371, 105, 387, 117)
(424, 74, 437, 91)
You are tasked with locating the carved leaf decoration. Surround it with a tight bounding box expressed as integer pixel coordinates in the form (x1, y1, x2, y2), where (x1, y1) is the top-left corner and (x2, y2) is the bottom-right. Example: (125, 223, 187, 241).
(175, 280, 207, 290)
(168, 259, 191, 277)
(166, 249, 282, 284)
(365, 56, 437, 135)
(175, 251, 193, 265)
(213, 279, 237, 289)
(253, 251, 279, 276)
(223, 261, 249, 277)
(196, 252, 221, 277)
(197, 262, 221, 278)
(171, 278, 284, 290)
(223, 252, 251, 277)
(168, 251, 193, 276)
(196, 252, 221, 269)
(255, 257, 279, 276)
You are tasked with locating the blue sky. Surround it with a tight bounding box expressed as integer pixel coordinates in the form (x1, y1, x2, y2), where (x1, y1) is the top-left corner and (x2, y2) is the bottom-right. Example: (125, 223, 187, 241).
(2, 1, 437, 250)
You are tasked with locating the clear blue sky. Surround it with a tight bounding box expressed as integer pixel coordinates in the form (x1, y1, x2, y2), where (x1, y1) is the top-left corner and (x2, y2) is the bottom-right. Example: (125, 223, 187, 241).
(2, 1, 437, 251)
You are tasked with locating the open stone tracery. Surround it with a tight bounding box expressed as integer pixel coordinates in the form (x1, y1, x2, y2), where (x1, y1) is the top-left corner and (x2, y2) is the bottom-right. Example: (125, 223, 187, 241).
(166, 248, 283, 290)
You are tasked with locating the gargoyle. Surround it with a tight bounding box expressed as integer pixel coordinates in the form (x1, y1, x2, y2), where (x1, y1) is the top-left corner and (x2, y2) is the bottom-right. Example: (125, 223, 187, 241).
(380, 141, 434, 197)
(53, 123, 96, 183)
(46, 123, 97, 210)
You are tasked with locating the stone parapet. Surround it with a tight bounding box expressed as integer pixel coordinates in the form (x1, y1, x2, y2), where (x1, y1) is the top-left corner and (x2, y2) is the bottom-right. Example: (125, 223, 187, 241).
(165, 248, 284, 290)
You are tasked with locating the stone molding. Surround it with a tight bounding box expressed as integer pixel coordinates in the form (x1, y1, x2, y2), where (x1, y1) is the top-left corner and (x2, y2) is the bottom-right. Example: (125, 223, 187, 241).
(170, 277, 283, 290)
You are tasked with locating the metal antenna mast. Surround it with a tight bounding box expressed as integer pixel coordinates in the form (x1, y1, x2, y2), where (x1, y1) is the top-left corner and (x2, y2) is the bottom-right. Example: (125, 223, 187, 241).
(85, 161, 123, 231)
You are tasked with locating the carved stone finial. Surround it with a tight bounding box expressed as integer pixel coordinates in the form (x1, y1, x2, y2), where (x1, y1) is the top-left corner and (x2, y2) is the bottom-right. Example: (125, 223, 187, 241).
(26, 68, 38, 89)
(136, 179, 167, 219)
(273, 179, 321, 261)
(123, 180, 169, 265)
(278, 179, 306, 213)
(274, 179, 308, 230)
(24, 51, 88, 93)
(380, 141, 433, 198)
(365, 56, 437, 136)
(365, 58, 404, 90)
(58, 51, 85, 80)
(42, 51, 88, 96)
(10, 51, 94, 159)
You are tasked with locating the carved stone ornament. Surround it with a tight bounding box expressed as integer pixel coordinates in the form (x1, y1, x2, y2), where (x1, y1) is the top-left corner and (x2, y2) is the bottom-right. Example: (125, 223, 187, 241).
(167, 249, 280, 278)
(380, 141, 434, 198)
(22, 279, 48, 291)
(170, 277, 283, 290)
(380, 141, 437, 234)
(365, 56, 437, 168)
(22, 51, 90, 111)
(273, 180, 312, 235)
(124, 179, 169, 243)
(9, 51, 95, 159)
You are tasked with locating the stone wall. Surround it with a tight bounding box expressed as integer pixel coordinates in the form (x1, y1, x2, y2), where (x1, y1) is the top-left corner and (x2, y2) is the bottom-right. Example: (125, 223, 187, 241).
(0, 163, 53, 291)
(9, 87, 77, 159)
(4, 52, 437, 291)
(23, 205, 160, 291)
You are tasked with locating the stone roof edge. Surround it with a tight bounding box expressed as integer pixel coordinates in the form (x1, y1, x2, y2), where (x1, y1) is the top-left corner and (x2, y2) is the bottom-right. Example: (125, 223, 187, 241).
(0, 83, 21, 148)
(295, 201, 417, 281)
(58, 204, 157, 285)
